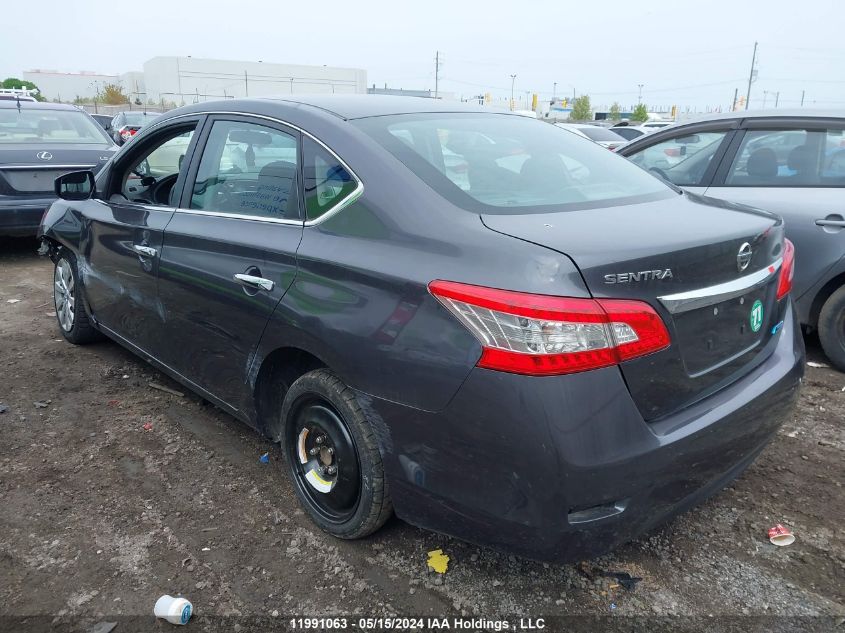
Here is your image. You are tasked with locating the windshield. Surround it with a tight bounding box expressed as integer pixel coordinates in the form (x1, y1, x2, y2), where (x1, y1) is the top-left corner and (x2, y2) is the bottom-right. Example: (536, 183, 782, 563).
(124, 112, 159, 126)
(0, 108, 110, 144)
(355, 113, 672, 213)
(578, 126, 625, 142)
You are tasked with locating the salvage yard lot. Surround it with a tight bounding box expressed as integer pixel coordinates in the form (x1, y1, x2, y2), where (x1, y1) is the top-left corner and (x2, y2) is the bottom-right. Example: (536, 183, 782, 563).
(1, 237, 843, 628)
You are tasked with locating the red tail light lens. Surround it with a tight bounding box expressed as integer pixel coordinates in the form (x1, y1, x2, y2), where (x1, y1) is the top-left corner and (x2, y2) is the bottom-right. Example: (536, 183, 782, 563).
(776, 238, 795, 300)
(429, 280, 671, 376)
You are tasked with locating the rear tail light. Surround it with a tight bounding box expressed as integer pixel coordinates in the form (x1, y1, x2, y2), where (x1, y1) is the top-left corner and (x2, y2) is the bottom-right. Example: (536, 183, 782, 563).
(429, 280, 670, 376)
(776, 238, 795, 300)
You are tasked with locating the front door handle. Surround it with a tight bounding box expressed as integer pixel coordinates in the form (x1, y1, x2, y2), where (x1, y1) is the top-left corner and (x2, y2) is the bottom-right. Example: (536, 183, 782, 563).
(133, 244, 158, 257)
(815, 218, 845, 228)
(233, 273, 274, 292)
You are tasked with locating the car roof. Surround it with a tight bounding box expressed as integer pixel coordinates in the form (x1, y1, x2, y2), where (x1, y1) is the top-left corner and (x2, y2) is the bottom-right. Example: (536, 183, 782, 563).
(178, 95, 502, 121)
(671, 108, 845, 127)
(0, 100, 85, 112)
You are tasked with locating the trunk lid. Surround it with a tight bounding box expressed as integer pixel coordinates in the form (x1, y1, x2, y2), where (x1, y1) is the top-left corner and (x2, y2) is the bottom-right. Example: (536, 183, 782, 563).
(482, 192, 787, 420)
(0, 144, 114, 196)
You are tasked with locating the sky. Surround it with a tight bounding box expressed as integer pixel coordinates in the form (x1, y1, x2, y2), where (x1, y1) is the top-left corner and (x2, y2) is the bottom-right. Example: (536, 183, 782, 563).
(2, 0, 843, 111)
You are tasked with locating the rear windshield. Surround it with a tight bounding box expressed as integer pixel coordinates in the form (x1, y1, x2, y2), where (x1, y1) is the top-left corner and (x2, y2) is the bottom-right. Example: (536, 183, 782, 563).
(577, 126, 625, 142)
(0, 108, 110, 144)
(354, 113, 672, 214)
(124, 112, 159, 126)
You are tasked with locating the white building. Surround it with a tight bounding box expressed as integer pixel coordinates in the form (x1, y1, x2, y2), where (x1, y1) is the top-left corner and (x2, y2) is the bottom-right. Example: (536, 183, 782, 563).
(23, 57, 367, 105)
(22, 69, 119, 102)
(142, 56, 367, 104)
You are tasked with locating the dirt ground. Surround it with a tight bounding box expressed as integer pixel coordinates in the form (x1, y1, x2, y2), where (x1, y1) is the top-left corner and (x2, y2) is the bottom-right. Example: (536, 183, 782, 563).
(1, 237, 843, 632)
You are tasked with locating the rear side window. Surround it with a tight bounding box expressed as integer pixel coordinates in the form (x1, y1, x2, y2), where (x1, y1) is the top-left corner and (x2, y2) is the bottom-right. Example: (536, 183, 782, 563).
(191, 120, 299, 220)
(302, 137, 359, 221)
(354, 113, 671, 214)
(724, 128, 845, 187)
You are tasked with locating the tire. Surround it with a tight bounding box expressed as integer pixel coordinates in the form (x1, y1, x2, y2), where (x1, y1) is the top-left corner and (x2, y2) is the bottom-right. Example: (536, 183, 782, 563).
(818, 285, 845, 373)
(280, 369, 392, 539)
(53, 252, 101, 345)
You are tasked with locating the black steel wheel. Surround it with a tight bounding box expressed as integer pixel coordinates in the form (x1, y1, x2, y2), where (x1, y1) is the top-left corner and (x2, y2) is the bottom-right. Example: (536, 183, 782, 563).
(281, 369, 392, 538)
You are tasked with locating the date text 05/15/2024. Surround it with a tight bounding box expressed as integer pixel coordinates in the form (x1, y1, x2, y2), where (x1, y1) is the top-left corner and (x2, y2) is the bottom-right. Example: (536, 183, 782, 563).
(289, 617, 546, 630)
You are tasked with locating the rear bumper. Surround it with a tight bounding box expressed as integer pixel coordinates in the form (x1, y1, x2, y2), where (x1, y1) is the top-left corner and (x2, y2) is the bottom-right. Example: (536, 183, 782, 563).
(367, 302, 804, 562)
(0, 198, 53, 236)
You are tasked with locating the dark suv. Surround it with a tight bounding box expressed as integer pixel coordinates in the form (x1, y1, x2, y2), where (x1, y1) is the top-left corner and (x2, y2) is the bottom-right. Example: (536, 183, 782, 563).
(39, 96, 803, 561)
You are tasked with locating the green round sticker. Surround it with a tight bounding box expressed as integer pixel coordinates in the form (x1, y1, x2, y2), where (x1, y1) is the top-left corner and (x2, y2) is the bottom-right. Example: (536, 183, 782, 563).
(750, 299, 764, 333)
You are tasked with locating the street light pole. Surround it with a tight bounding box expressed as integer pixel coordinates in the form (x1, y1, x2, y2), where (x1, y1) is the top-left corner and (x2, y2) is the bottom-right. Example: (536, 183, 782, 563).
(553, 82, 556, 101)
(510, 74, 516, 111)
(744, 41, 758, 110)
(638, 84, 644, 104)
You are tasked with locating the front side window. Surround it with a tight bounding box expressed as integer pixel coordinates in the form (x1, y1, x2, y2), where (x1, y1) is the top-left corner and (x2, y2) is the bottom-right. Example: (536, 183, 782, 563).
(627, 130, 729, 186)
(725, 128, 844, 186)
(355, 113, 671, 214)
(302, 137, 359, 221)
(114, 126, 196, 205)
(0, 108, 111, 144)
(191, 120, 299, 221)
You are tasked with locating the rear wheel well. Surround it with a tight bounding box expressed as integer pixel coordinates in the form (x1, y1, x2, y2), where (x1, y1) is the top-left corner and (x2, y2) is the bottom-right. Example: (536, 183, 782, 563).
(809, 271, 845, 328)
(254, 347, 326, 441)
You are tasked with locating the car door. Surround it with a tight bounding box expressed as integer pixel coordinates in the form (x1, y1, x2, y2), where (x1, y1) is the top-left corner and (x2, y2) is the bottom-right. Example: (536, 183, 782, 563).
(81, 116, 203, 354)
(156, 115, 303, 412)
(704, 119, 845, 308)
(619, 121, 738, 194)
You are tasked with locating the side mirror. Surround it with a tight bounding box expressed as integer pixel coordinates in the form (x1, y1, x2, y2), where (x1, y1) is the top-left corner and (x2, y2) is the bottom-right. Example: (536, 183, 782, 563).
(55, 170, 95, 201)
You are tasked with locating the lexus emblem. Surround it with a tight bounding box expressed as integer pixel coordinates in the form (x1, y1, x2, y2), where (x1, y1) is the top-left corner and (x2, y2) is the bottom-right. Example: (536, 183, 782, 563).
(36, 151, 53, 161)
(737, 242, 753, 272)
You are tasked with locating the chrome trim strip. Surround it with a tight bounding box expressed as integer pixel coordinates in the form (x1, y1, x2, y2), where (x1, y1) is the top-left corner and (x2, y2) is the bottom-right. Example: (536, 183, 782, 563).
(657, 258, 782, 314)
(1, 164, 95, 171)
(173, 207, 303, 226)
(142, 110, 364, 227)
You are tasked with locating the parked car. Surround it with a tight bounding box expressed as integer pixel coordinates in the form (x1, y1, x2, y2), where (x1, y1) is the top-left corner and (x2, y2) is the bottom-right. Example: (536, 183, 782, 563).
(618, 110, 845, 371)
(39, 96, 803, 562)
(554, 123, 627, 150)
(610, 125, 652, 141)
(90, 113, 114, 131)
(0, 101, 117, 236)
(110, 110, 160, 145)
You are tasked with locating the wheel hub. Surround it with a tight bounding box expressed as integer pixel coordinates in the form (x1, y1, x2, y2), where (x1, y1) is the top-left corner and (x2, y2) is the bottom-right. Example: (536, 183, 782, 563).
(290, 402, 361, 522)
(54, 259, 75, 332)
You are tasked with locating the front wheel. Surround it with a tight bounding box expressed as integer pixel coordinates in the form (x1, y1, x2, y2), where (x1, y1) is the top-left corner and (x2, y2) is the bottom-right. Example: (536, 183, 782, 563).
(818, 285, 845, 372)
(53, 253, 101, 345)
(280, 369, 392, 539)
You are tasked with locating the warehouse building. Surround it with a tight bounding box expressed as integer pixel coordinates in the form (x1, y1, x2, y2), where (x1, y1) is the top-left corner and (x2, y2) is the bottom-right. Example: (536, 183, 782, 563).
(24, 56, 367, 104)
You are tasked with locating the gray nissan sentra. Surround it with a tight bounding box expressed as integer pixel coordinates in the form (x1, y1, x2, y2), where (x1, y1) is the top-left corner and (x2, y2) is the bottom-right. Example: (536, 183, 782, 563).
(38, 96, 804, 561)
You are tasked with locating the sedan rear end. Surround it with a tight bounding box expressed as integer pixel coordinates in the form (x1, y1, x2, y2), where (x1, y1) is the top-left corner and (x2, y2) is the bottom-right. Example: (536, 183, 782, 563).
(0, 102, 115, 236)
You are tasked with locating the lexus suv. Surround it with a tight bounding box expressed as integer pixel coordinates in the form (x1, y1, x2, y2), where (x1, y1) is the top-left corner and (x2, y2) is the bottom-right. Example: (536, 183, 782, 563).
(38, 96, 803, 561)
(0, 101, 116, 236)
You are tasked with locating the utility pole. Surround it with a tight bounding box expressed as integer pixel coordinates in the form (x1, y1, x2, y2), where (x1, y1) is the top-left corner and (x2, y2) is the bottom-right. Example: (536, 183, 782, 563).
(801, 90, 805, 107)
(763, 90, 769, 109)
(510, 74, 517, 111)
(638, 84, 644, 104)
(745, 41, 758, 110)
(434, 51, 442, 99)
(774, 91, 780, 108)
(552, 82, 557, 101)
(731, 88, 738, 111)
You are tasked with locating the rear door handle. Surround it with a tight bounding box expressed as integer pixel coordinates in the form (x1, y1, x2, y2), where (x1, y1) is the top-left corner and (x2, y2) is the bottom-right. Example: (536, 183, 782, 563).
(233, 273, 274, 292)
(815, 214, 845, 232)
(133, 244, 158, 257)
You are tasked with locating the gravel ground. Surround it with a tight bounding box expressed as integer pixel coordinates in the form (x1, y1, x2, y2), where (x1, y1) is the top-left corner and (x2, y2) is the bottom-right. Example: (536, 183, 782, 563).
(0, 237, 842, 632)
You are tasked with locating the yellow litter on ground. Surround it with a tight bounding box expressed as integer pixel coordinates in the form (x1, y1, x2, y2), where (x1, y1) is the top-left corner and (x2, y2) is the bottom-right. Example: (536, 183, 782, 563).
(427, 549, 450, 573)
